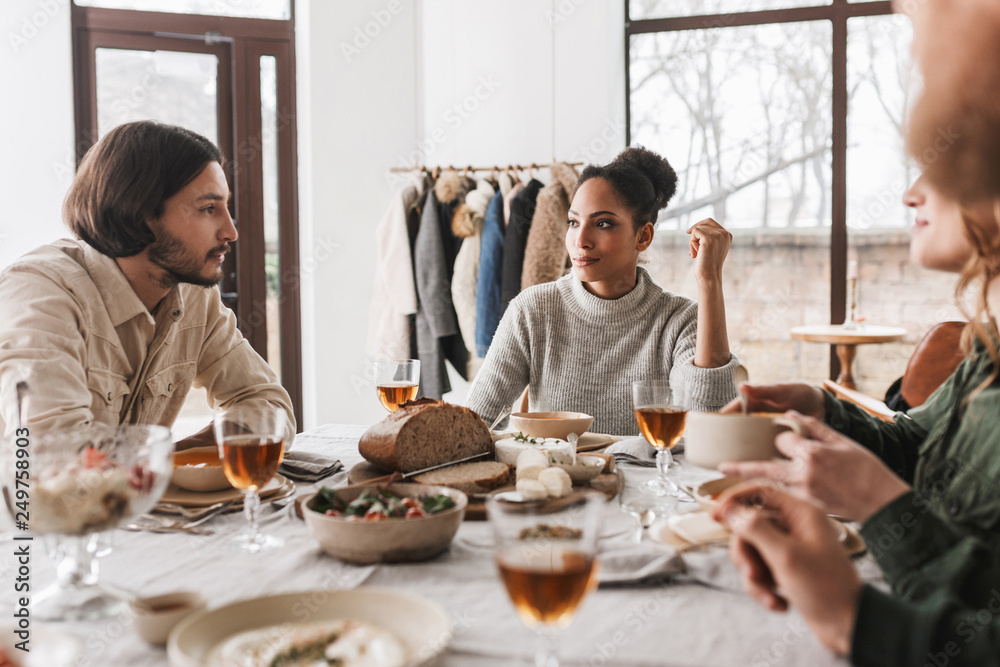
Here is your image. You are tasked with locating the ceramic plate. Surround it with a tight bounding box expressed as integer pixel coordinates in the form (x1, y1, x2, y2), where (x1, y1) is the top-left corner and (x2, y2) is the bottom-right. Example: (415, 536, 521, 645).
(650, 514, 866, 557)
(158, 474, 292, 508)
(167, 588, 451, 667)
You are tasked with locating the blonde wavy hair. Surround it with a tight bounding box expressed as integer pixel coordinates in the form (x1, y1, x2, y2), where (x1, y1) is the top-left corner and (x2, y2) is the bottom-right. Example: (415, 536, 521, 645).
(954, 200, 1000, 398)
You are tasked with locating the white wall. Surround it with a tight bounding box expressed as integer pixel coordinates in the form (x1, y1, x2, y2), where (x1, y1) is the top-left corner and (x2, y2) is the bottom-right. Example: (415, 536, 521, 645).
(300, 0, 626, 428)
(297, 0, 419, 428)
(415, 0, 626, 170)
(0, 0, 76, 268)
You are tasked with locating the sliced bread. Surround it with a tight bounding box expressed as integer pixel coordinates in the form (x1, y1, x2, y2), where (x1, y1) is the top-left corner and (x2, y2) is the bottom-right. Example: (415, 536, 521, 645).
(359, 399, 493, 473)
(413, 461, 511, 495)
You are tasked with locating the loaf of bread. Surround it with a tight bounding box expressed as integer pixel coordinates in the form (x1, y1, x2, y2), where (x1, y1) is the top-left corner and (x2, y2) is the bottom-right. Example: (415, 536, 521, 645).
(413, 461, 511, 495)
(358, 399, 493, 473)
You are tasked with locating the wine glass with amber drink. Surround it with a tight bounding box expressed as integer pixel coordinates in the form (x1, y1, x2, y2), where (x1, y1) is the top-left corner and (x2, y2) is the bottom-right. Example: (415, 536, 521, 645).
(487, 492, 604, 667)
(214, 405, 288, 553)
(373, 359, 420, 412)
(632, 380, 688, 498)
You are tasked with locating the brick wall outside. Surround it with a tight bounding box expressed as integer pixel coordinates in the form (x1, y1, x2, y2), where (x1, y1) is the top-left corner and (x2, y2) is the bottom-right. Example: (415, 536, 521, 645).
(646, 227, 965, 398)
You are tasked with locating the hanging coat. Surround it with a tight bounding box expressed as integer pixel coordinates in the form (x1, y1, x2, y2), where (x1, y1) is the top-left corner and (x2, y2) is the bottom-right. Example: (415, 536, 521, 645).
(414, 171, 468, 399)
(475, 191, 506, 358)
(366, 172, 425, 360)
(499, 178, 543, 319)
(521, 163, 579, 290)
(450, 179, 495, 370)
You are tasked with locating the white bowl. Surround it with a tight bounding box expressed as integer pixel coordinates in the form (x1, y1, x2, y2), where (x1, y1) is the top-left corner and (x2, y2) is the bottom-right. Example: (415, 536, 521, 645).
(509, 411, 594, 440)
(130, 591, 207, 646)
(171, 446, 232, 492)
(553, 455, 605, 484)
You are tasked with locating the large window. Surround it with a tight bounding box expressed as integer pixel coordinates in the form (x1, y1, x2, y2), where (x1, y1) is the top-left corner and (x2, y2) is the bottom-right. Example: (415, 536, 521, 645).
(72, 2, 302, 428)
(628, 0, 961, 394)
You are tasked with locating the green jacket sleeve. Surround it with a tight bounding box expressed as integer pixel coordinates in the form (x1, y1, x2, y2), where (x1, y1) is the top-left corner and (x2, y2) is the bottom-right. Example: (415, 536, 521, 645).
(852, 584, 1000, 666)
(823, 391, 929, 482)
(860, 491, 1000, 605)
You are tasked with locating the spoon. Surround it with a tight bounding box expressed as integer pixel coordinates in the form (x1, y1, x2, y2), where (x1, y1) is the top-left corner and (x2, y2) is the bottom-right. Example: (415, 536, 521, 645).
(738, 385, 749, 416)
(488, 405, 512, 432)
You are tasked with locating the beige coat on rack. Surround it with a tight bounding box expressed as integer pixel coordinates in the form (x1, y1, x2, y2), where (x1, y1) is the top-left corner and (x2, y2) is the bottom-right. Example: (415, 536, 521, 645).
(450, 179, 495, 376)
(521, 163, 580, 290)
(366, 172, 426, 360)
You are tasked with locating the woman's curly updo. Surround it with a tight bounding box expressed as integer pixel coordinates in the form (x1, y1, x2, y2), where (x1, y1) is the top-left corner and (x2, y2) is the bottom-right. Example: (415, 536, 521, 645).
(575, 145, 678, 230)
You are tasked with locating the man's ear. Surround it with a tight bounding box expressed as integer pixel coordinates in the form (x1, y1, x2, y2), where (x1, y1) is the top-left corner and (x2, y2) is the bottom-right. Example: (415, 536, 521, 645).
(636, 221, 655, 251)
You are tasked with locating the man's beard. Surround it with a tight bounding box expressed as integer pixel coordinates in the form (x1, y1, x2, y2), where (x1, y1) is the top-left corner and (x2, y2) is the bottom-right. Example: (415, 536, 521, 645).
(147, 229, 227, 289)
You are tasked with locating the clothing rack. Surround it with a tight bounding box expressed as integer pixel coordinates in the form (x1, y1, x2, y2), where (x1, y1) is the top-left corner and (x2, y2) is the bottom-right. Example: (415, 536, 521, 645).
(388, 161, 584, 174)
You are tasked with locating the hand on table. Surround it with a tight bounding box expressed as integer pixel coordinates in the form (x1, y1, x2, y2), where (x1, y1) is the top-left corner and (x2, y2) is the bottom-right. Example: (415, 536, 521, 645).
(712, 481, 861, 657)
(720, 382, 826, 420)
(687, 218, 732, 283)
(718, 412, 911, 523)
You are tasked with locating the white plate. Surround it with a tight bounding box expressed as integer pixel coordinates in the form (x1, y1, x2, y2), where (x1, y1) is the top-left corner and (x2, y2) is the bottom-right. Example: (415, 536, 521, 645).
(159, 474, 291, 507)
(167, 588, 451, 667)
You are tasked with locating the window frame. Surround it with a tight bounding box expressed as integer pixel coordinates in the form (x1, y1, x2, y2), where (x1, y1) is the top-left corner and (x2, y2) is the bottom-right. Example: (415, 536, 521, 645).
(625, 0, 895, 379)
(70, 2, 302, 426)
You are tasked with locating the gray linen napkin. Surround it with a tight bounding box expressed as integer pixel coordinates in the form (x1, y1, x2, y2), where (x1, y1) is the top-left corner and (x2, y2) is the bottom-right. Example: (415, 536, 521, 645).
(604, 436, 659, 467)
(598, 544, 741, 592)
(279, 450, 344, 483)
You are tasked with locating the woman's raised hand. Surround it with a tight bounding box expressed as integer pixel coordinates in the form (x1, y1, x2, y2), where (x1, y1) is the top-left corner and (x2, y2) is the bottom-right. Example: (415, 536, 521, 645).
(687, 217, 732, 283)
(718, 411, 911, 522)
(720, 382, 827, 419)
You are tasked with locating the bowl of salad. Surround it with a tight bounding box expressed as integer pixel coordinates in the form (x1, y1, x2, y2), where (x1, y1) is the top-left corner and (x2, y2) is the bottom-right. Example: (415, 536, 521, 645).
(302, 484, 467, 564)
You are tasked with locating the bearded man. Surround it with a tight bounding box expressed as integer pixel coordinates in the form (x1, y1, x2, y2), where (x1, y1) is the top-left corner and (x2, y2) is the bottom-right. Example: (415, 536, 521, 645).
(0, 121, 294, 448)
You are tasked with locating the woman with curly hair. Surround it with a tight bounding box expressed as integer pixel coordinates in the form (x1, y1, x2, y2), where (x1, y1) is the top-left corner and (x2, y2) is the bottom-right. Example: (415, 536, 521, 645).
(466, 145, 739, 436)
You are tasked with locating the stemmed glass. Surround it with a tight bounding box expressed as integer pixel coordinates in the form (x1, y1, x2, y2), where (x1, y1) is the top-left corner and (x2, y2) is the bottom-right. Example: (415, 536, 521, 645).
(214, 405, 288, 553)
(2, 424, 173, 620)
(632, 380, 688, 498)
(373, 359, 420, 412)
(487, 492, 604, 667)
(616, 468, 676, 543)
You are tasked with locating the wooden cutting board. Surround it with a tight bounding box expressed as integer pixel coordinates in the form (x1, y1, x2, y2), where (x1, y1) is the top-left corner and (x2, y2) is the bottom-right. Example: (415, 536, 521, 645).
(347, 459, 617, 521)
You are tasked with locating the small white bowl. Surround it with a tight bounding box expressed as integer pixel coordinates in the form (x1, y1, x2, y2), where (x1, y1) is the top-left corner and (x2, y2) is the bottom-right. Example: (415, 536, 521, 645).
(130, 592, 207, 646)
(171, 446, 232, 492)
(553, 455, 605, 484)
(509, 411, 594, 440)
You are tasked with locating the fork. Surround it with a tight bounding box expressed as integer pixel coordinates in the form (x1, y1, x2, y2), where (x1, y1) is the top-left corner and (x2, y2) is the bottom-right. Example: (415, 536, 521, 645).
(154, 500, 231, 519)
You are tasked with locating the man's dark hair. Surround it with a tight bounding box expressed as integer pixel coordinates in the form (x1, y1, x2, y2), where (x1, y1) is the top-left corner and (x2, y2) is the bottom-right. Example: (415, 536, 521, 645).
(63, 121, 223, 257)
(575, 145, 678, 230)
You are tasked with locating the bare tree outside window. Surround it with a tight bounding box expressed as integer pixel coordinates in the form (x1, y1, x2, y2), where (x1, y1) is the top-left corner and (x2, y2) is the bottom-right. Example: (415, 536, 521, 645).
(628, 2, 963, 395)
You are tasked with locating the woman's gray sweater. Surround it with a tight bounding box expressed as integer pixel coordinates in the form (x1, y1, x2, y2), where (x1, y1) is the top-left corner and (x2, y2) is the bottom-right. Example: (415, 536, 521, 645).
(466, 267, 740, 436)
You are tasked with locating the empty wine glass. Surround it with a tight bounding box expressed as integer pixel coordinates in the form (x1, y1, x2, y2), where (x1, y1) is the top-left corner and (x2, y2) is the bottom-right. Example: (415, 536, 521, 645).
(632, 380, 688, 498)
(487, 492, 604, 667)
(214, 405, 289, 553)
(2, 424, 173, 621)
(373, 360, 420, 412)
(616, 468, 676, 543)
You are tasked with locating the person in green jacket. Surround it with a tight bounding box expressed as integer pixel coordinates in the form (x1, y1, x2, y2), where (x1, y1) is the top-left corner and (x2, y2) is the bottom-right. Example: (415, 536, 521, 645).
(708, 0, 1000, 662)
(714, 482, 1000, 666)
(720, 173, 1000, 583)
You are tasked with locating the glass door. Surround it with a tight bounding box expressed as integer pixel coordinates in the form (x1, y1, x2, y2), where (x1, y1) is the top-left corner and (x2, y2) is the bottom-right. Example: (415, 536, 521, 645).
(72, 3, 301, 427)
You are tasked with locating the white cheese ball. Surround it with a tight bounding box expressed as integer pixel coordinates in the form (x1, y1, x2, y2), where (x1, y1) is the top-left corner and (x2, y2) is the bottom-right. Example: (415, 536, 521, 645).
(537, 467, 573, 498)
(516, 449, 550, 470)
(516, 479, 549, 501)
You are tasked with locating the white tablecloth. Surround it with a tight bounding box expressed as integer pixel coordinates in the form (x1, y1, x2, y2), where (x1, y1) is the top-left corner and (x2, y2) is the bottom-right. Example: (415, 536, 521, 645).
(6, 424, 866, 666)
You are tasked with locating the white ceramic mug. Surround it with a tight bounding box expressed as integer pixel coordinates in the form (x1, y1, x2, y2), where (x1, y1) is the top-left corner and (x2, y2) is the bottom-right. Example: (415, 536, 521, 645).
(683, 412, 808, 470)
